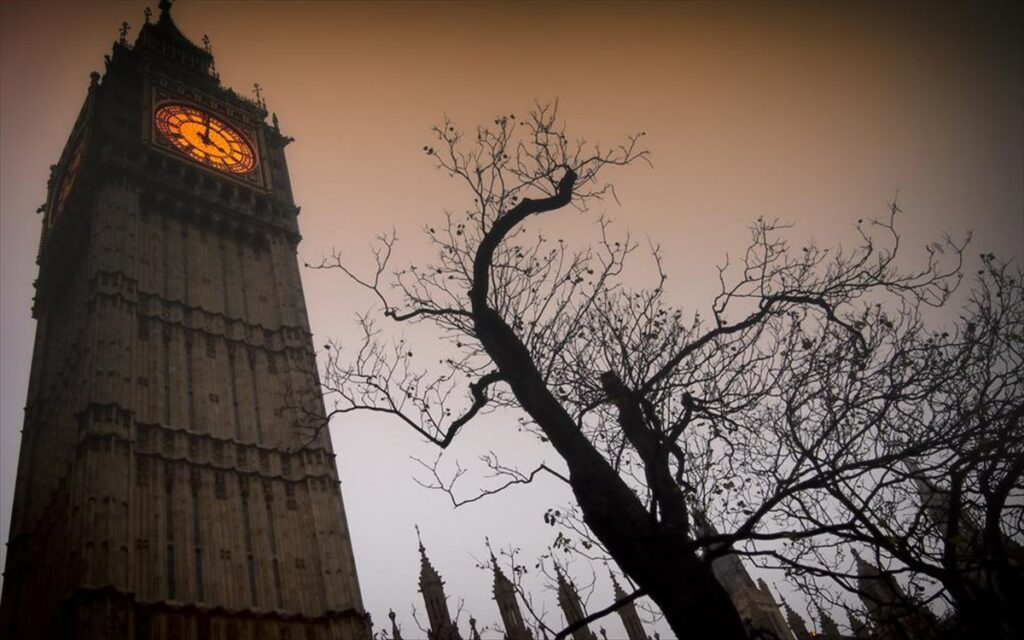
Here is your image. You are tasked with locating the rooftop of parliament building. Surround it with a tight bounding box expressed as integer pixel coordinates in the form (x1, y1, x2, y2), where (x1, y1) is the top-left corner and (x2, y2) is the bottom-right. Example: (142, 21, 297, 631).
(397, 464, 1021, 640)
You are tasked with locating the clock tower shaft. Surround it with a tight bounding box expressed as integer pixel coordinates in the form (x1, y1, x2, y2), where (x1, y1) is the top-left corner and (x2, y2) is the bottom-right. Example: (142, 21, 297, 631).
(0, 4, 370, 639)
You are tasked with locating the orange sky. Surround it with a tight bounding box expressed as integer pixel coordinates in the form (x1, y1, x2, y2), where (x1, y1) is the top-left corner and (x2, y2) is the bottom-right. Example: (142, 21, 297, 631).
(1, 1, 1021, 636)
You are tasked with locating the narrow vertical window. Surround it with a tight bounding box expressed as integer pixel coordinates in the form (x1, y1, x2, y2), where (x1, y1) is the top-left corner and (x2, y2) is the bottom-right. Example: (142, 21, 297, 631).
(164, 462, 176, 600)
(240, 480, 258, 608)
(191, 468, 204, 602)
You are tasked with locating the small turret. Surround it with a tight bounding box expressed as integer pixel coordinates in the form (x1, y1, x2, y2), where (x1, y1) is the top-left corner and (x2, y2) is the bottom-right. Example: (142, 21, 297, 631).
(389, 609, 404, 640)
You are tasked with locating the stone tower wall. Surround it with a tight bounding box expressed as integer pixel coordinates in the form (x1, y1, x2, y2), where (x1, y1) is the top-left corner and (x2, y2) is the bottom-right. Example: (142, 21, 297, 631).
(0, 7, 368, 639)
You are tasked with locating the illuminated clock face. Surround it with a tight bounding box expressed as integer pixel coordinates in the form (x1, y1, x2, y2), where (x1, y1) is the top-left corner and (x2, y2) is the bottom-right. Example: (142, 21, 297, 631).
(154, 103, 257, 174)
(53, 137, 85, 222)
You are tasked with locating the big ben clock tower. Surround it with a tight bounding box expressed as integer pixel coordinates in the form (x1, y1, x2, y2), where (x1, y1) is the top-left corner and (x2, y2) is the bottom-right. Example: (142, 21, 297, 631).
(0, 3, 371, 638)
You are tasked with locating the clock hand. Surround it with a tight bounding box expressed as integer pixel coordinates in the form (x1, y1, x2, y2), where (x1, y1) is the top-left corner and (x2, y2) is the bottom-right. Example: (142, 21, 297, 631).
(197, 117, 215, 148)
(207, 135, 229, 155)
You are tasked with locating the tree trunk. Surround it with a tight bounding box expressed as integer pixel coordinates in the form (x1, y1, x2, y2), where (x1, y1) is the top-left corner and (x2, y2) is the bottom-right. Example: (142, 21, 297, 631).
(946, 583, 1018, 640)
(472, 307, 749, 639)
(569, 462, 750, 640)
(468, 174, 750, 639)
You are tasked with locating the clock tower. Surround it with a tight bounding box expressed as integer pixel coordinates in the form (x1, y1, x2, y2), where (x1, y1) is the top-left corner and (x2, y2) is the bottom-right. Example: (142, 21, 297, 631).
(0, 3, 370, 638)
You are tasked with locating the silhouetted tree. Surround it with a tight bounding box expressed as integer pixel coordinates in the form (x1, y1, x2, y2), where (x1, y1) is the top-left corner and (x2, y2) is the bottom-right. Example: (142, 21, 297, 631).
(312, 104, 1020, 639)
(776, 253, 1024, 640)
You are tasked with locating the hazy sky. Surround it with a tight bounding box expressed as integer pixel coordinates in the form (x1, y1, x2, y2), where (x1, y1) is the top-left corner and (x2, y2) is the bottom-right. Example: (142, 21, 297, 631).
(1, 1, 1021, 637)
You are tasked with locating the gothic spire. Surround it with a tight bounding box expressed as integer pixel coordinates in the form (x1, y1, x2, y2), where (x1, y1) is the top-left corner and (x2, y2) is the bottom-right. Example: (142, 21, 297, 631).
(780, 599, 811, 640)
(416, 529, 461, 640)
(554, 565, 597, 640)
(609, 571, 625, 601)
(817, 609, 842, 640)
(609, 571, 647, 640)
(417, 526, 443, 588)
(849, 613, 871, 639)
(851, 548, 882, 581)
(491, 549, 514, 595)
(852, 548, 936, 636)
(490, 550, 533, 640)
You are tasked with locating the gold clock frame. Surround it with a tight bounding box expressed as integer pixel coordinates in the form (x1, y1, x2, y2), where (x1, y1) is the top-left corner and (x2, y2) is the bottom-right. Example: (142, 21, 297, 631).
(154, 102, 257, 175)
(146, 78, 268, 191)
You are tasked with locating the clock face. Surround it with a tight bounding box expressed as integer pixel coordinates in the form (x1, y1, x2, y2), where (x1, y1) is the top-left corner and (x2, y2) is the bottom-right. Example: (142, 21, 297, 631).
(53, 137, 85, 222)
(154, 103, 257, 174)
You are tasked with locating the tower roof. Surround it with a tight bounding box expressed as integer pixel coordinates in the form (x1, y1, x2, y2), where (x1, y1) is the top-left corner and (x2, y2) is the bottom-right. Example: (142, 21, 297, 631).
(134, 0, 213, 75)
(156, 0, 210, 55)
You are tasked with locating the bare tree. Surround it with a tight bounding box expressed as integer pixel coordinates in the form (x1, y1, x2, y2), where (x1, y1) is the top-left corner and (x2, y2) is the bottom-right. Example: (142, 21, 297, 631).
(311, 103, 1019, 639)
(771, 253, 1024, 640)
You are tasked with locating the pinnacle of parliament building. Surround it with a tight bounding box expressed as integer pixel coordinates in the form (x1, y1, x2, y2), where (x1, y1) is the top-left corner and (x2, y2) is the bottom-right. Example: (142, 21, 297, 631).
(0, 2, 370, 638)
(417, 532, 463, 640)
